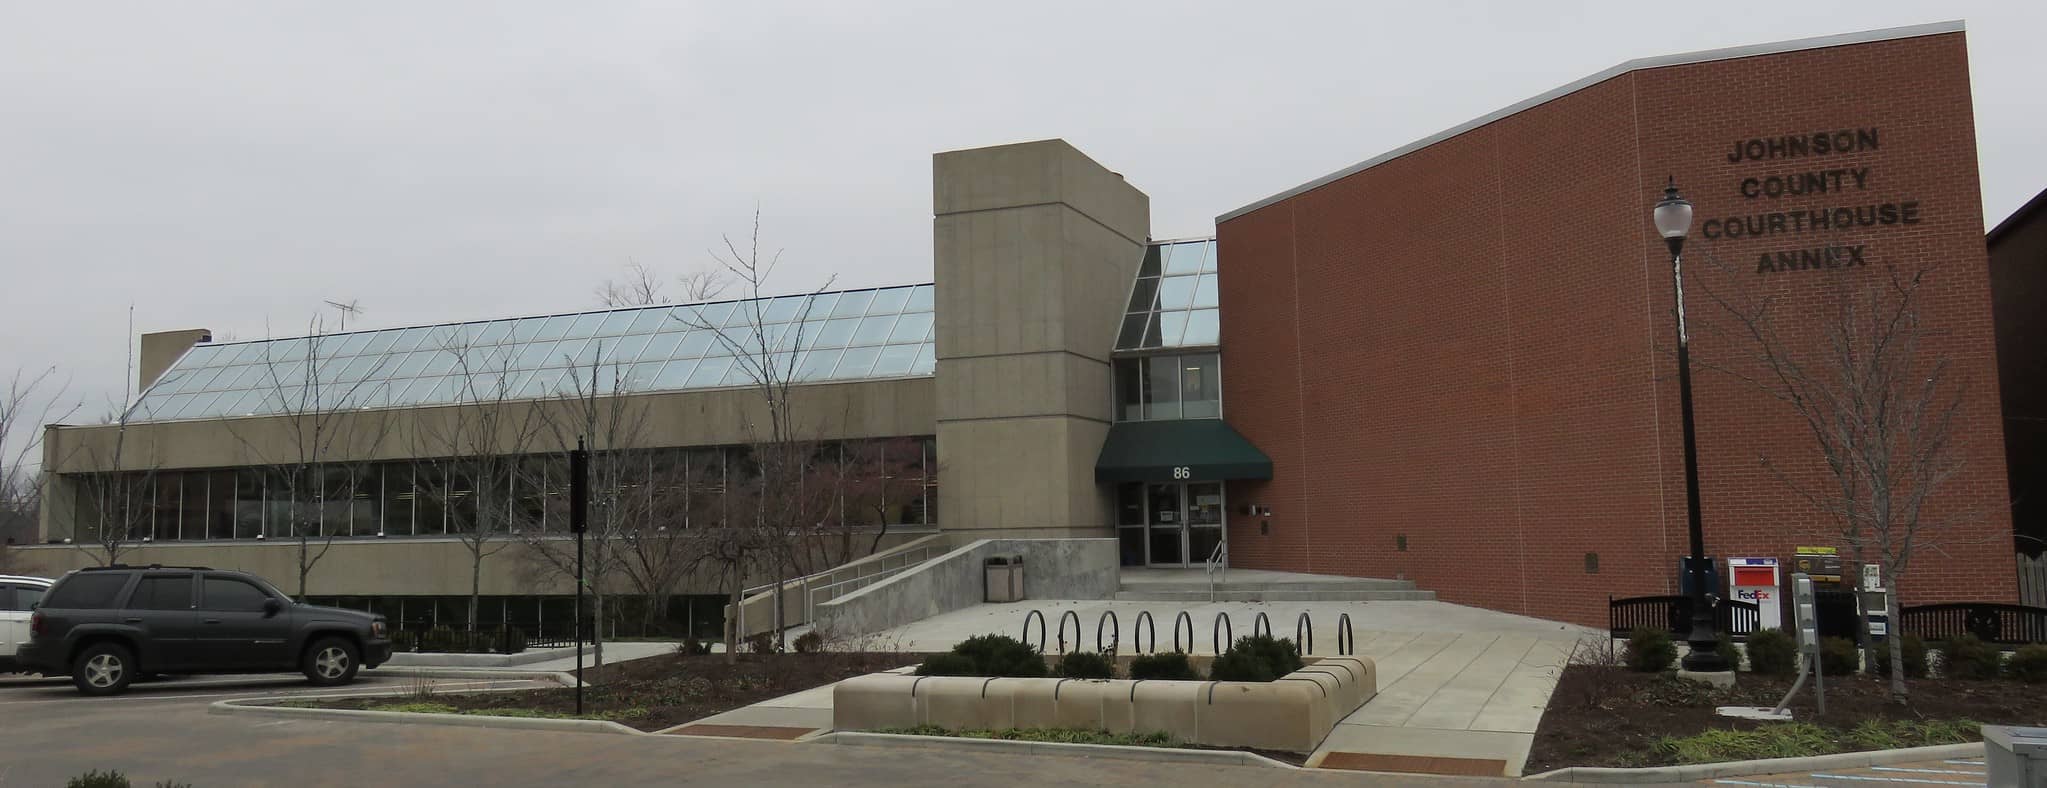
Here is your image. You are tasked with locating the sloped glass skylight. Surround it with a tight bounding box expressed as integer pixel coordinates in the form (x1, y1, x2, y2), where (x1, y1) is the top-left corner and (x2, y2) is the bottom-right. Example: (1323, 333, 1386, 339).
(1116, 238, 1220, 351)
(128, 284, 937, 423)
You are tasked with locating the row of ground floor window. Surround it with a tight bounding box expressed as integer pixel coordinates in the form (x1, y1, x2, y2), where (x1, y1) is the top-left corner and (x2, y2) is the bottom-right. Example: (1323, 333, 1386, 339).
(58, 438, 936, 543)
(302, 594, 729, 643)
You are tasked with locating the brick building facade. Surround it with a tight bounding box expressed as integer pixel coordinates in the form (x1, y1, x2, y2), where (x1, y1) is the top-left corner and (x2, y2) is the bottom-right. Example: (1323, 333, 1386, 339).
(1215, 22, 2015, 626)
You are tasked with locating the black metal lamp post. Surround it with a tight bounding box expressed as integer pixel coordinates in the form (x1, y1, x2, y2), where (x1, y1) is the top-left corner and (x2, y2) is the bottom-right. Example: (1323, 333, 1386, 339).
(1654, 178, 1729, 673)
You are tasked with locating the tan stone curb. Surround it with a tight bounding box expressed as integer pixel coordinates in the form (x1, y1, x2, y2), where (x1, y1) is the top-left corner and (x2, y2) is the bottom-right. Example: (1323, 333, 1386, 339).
(1522, 741, 1985, 782)
(814, 731, 1308, 770)
(367, 666, 581, 685)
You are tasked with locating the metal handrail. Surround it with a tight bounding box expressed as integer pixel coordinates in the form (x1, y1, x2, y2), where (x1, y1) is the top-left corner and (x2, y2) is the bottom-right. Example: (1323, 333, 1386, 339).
(1203, 540, 1228, 602)
(735, 540, 942, 638)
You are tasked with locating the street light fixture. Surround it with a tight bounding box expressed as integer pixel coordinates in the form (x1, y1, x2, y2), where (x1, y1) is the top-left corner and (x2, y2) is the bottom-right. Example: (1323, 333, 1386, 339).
(1656, 178, 1729, 674)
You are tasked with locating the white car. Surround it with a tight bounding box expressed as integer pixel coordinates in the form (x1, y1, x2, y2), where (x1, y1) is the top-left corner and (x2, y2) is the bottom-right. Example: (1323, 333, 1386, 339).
(1, 575, 53, 673)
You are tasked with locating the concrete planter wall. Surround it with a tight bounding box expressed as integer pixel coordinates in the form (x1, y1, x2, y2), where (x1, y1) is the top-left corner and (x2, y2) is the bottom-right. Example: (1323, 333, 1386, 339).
(832, 656, 1376, 753)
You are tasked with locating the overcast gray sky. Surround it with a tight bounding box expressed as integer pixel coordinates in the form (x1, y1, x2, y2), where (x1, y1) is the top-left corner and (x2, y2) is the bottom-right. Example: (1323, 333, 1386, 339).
(4, 1, 2044, 438)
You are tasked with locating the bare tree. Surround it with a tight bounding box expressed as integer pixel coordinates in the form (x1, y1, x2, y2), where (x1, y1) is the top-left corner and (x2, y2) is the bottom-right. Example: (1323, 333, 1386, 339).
(522, 350, 657, 669)
(2, 366, 81, 540)
(833, 437, 929, 563)
(679, 210, 842, 655)
(596, 260, 731, 307)
(223, 316, 393, 598)
(413, 337, 548, 631)
(1702, 260, 1976, 701)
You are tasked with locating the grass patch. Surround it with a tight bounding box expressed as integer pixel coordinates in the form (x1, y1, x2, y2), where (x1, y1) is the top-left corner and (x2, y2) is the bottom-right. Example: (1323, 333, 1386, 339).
(878, 725, 1175, 747)
(1644, 719, 1981, 766)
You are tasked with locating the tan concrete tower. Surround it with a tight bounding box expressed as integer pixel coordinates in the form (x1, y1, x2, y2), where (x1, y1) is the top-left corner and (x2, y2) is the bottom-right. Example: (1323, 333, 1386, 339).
(931, 139, 1149, 538)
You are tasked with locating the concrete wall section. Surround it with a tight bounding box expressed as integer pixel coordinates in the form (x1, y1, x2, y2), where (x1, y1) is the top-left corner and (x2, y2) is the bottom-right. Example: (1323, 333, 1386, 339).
(817, 538, 1118, 635)
(138, 329, 212, 392)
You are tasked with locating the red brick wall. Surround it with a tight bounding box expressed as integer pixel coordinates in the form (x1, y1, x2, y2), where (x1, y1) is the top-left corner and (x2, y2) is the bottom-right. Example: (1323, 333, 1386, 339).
(1219, 31, 2015, 626)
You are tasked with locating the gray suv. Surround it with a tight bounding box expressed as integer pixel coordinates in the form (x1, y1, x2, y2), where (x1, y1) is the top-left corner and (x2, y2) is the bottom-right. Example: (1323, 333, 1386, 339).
(16, 565, 392, 695)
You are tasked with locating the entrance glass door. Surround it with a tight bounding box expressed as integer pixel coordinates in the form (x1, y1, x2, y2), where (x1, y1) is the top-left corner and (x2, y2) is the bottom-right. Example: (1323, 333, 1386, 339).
(1186, 482, 1224, 565)
(1147, 483, 1184, 566)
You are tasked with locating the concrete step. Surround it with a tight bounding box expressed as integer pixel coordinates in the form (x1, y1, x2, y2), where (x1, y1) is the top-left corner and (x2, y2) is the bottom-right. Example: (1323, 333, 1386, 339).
(1111, 589, 1438, 602)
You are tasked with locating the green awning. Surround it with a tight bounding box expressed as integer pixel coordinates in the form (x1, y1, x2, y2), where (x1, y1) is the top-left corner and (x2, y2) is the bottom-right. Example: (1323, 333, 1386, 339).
(1094, 419, 1274, 483)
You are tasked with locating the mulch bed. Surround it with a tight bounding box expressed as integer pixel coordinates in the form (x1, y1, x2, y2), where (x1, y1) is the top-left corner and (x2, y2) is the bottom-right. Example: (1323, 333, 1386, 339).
(308, 651, 920, 733)
(1526, 665, 2047, 772)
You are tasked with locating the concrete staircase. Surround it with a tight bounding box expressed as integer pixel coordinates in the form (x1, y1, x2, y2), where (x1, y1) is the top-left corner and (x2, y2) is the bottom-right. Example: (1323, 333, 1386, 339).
(1113, 570, 1436, 602)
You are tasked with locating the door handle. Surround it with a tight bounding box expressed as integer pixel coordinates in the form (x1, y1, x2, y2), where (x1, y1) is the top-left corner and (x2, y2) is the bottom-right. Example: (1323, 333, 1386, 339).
(202, 618, 223, 625)
(123, 617, 143, 624)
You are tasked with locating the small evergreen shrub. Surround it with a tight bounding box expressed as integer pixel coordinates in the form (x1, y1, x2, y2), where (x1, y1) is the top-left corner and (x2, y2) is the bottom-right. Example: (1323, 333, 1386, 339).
(679, 638, 712, 656)
(1055, 651, 1116, 679)
(745, 632, 778, 654)
(1868, 634, 1928, 679)
(1938, 634, 2003, 680)
(1127, 652, 1199, 681)
(915, 653, 981, 676)
(793, 631, 825, 654)
(1208, 650, 1276, 682)
(1818, 637, 1860, 676)
(1624, 627, 1677, 673)
(1227, 634, 1304, 678)
(391, 630, 418, 654)
(2007, 645, 2047, 684)
(1743, 629, 1797, 676)
(66, 772, 129, 788)
(949, 634, 1046, 678)
(498, 627, 528, 655)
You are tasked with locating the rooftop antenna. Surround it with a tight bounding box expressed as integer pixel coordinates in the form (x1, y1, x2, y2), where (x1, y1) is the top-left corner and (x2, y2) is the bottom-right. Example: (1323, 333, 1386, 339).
(323, 299, 364, 332)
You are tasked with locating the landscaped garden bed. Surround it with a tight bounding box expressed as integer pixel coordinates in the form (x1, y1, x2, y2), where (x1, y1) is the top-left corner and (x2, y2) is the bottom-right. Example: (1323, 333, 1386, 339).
(1526, 632, 2047, 772)
(288, 651, 918, 732)
(870, 725, 1312, 765)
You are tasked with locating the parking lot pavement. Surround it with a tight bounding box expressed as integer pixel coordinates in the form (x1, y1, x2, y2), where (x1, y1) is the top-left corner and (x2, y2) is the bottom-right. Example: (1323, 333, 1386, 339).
(0, 669, 1490, 787)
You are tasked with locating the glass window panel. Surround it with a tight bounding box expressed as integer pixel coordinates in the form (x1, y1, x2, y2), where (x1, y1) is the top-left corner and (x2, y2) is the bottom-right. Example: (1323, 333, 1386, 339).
(1157, 275, 1197, 310)
(562, 313, 607, 339)
(762, 296, 806, 323)
(832, 345, 881, 379)
(384, 327, 434, 354)
(888, 312, 933, 344)
(905, 284, 935, 312)
(1144, 356, 1182, 419)
(607, 332, 656, 363)
(1180, 352, 1221, 418)
(1138, 245, 1163, 278)
(910, 343, 936, 375)
(623, 360, 667, 390)
(651, 357, 700, 389)
(684, 356, 733, 388)
(1192, 274, 1219, 308)
(625, 308, 670, 334)
(1180, 309, 1220, 346)
(509, 317, 553, 342)
(720, 356, 761, 386)
(142, 394, 192, 421)
(795, 348, 842, 381)
(1116, 314, 1152, 350)
(1164, 241, 1207, 275)
(716, 301, 755, 328)
(517, 368, 568, 399)
(543, 338, 591, 368)
(570, 337, 614, 367)
(411, 351, 459, 377)
(1127, 277, 1161, 313)
(144, 370, 194, 397)
(673, 329, 719, 358)
(811, 318, 858, 349)
(867, 287, 912, 315)
(208, 389, 257, 417)
(334, 354, 380, 383)
(802, 292, 840, 319)
(636, 330, 687, 361)
(189, 365, 239, 392)
(502, 341, 553, 370)
(1154, 311, 1189, 346)
(850, 315, 898, 346)
(678, 301, 735, 328)
(474, 320, 515, 345)
(871, 344, 917, 377)
(329, 333, 375, 357)
(830, 290, 874, 318)
(356, 330, 402, 357)
(1115, 358, 1144, 421)
(175, 391, 230, 420)
(265, 337, 310, 362)
(595, 311, 638, 336)
(178, 345, 226, 368)
(761, 321, 796, 351)
(204, 365, 253, 392)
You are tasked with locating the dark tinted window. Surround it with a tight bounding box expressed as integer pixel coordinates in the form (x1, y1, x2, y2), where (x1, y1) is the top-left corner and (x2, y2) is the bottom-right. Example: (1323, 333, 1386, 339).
(201, 577, 272, 612)
(128, 576, 193, 611)
(17, 585, 45, 611)
(0, 585, 15, 611)
(42, 573, 131, 610)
